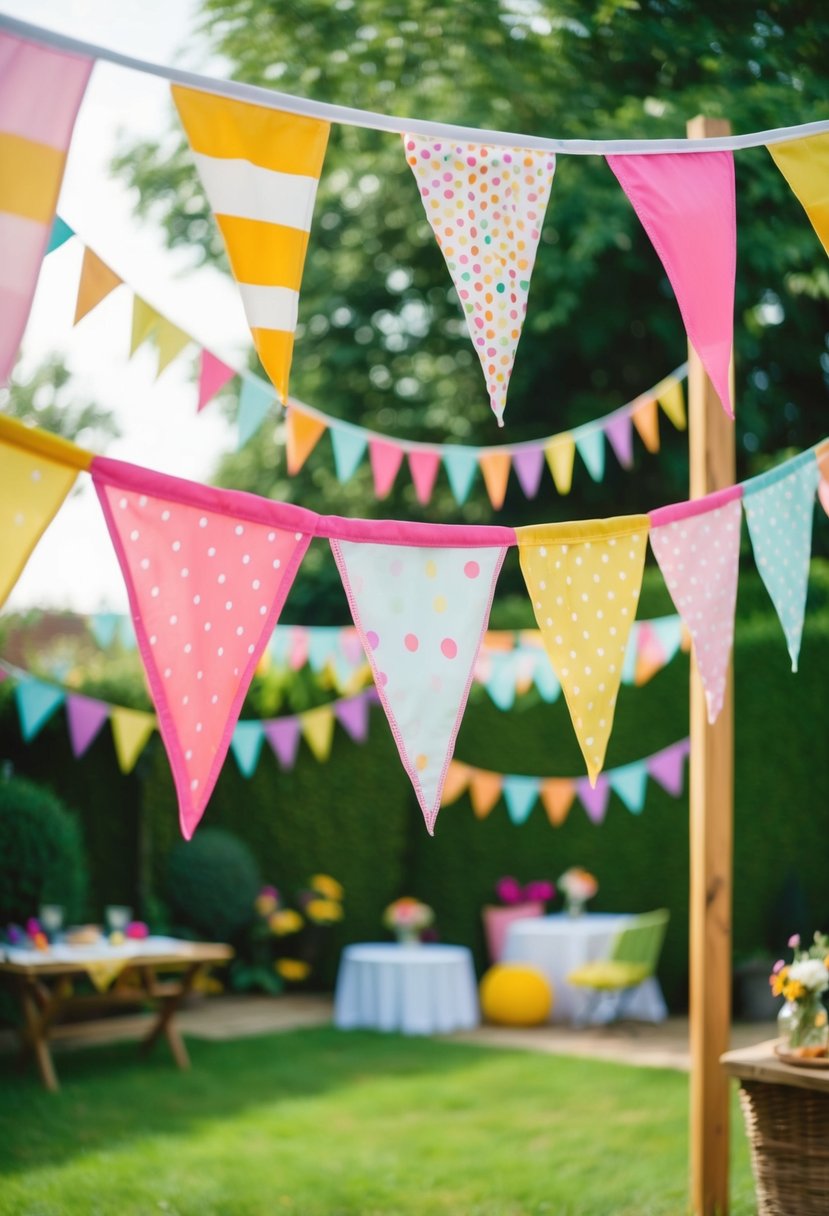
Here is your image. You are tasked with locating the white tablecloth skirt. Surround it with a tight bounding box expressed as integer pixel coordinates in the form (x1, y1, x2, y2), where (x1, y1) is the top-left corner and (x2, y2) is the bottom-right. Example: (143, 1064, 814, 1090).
(335, 943, 480, 1036)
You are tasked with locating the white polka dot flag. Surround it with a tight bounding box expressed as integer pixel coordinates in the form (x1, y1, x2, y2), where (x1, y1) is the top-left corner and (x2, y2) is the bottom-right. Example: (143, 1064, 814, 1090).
(516, 518, 650, 785)
(92, 457, 315, 839)
(0, 413, 88, 608)
(742, 451, 820, 673)
(648, 488, 743, 725)
(329, 527, 510, 833)
(403, 134, 556, 427)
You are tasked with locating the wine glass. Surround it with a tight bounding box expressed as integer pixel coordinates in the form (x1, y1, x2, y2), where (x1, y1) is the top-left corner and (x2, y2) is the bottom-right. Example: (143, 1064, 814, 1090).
(104, 905, 132, 936)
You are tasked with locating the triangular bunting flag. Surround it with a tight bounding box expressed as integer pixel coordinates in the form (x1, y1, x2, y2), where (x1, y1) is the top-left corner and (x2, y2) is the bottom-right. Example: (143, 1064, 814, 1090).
(286, 406, 326, 475)
(656, 378, 686, 430)
(92, 457, 312, 837)
(502, 775, 540, 825)
(533, 655, 561, 702)
(479, 451, 511, 510)
(540, 777, 575, 827)
(605, 413, 634, 469)
(609, 760, 648, 813)
(649, 488, 742, 723)
(512, 447, 545, 499)
(742, 452, 819, 672)
(607, 151, 736, 417)
(66, 693, 110, 757)
(74, 248, 122, 324)
(130, 297, 162, 357)
(110, 707, 155, 774)
(330, 425, 367, 484)
(264, 716, 301, 770)
(300, 705, 335, 761)
(89, 611, 120, 649)
(469, 769, 503, 819)
(485, 652, 517, 711)
(631, 398, 660, 453)
(577, 774, 611, 824)
(333, 692, 371, 743)
(231, 720, 265, 776)
(408, 449, 441, 505)
(0, 32, 92, 383)
(575, 429, 605, 482)
(155, 318, 192, 377)
(172, 86, 330, 402)
(403, 134, 555, 426)
(441, 760, 471, 806)
(197, 349, 235, 412)
(517, 517, 650, 784)
(442, 447, 479, 506)
(767, 133, 829, 258)
(306, 627, 339, 673)
(0, 415, 84, 607)
(545, 434, 575, 495)
(647, 739, 690, 797)
(237, 376, 276, 448)
(15, 678, 64, 742)
(369, 439, 404, 499)
(46, 216, 74, 254)
(330, 535, 508, 833)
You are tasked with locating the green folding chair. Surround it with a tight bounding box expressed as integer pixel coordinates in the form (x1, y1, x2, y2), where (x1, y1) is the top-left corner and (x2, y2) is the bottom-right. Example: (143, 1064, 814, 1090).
(567, 909, 670, 1025)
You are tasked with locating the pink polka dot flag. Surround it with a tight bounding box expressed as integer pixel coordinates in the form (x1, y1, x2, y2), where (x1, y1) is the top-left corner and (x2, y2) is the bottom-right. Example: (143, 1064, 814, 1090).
(648, 488, 743, 725)
(330, 537, 508, 833)
(93, 457, 313, 839)
(403, 134, 556, 427)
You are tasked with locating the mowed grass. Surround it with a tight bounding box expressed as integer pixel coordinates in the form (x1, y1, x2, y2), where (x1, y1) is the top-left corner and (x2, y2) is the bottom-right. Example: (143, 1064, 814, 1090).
(0, 1026, 756, 1216)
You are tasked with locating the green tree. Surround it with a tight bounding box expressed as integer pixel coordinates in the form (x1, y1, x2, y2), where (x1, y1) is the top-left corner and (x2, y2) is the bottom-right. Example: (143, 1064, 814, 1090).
(1, 354, 119, 448)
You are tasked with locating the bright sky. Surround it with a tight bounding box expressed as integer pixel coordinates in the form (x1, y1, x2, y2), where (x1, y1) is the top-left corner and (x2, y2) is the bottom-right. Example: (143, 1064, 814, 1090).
(3, 0, 252, 612)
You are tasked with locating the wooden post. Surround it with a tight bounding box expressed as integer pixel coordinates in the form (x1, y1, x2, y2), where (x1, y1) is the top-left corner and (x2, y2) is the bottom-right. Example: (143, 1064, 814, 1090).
(687, 115, 735, 1216)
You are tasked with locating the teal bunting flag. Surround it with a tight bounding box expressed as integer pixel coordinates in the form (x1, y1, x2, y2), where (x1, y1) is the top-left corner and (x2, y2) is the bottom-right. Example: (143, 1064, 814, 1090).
(533, 655, 561, 702)
(620, 622, 641, 684)
(15, 679, 65, 742)
(330, 425, 368, 483)
(442, 447, 479, 505)
(608, 761, 649, 813)
(237, 376, 276, 448)
(502, 775, 541, 824)
(485, 653, 518, 711)
(231, 721, 266, 777)
(650, 615, 684, 664)
(46, 216, 74, 254)
(306, 627, 341, 673)
(575, 428, 605, 482)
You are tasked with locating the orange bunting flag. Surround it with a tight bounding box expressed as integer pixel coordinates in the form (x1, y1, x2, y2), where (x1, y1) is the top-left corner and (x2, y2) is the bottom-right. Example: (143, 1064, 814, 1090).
(441, 760, 472, 806)
(479, 451, 511, 510)
(631, 397, 660, 453)
(768, 133, 829, 258)
(172, 86, 330, 402)
(286, 406, 327, 475)
(74, 247, 122, 324)
(540, 777, 576, 827)
(469, 769, 503, 819)
(517, 517, 649, 784)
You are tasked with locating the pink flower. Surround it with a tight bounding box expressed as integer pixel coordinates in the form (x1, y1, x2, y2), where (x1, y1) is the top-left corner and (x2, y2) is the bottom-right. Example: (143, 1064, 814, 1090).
(125, 921, 149, 940)
(788, 934, 800, 949)
(772, 959, 785, 974)
(524, 881, 555, 903)
(25, 918, 41, 937)
(495, 877, 523, 905)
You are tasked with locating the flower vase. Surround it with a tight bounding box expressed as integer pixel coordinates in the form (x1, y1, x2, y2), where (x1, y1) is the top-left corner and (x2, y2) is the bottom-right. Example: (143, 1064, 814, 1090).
(777, 996, 829, 1051)
(395, 928, 420, 947)
(565, 897, 585, 918)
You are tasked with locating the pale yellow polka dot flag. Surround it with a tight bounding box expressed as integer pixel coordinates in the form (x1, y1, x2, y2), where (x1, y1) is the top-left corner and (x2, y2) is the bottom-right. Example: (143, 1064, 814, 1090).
(172, 86, 330, 402)
(517, 517, 650, 784)
(0, 414, 90, 608)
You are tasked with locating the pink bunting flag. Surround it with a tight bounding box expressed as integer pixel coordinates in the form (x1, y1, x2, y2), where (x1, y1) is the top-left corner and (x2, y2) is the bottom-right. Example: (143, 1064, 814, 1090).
(66, 693, 109, 757)
(264, 716, 302, 769)
(408, 449, 441, 505)
(576, 774, 610, 824)
(369, 439, 404, 499)
(197, 349, 236, 412)
(92, 456, 314, 838)
(330, 523, 510, 833)
(604, 413, 634, 469)
(606, 152, 736, 418)
(649, 487, 742, 724)
(647, 738, 690, 797)
(333, 691, 371, 743)
(403, 135, 555, 427)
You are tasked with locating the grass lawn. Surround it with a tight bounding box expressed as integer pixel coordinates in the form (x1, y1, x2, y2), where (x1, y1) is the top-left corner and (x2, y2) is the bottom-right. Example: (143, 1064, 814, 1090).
(0, 1026, 757, 1215)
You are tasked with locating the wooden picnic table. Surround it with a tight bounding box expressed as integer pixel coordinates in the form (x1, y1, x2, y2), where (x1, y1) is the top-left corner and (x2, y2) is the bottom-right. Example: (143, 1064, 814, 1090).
(0, 938, 233, 1091)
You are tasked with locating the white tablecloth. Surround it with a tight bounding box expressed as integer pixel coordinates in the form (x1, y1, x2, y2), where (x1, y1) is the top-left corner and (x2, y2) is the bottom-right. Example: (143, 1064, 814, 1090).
(1, 936, 186, 966)
(334, 943, 480, 1036)
(503, 913, 667, 1024)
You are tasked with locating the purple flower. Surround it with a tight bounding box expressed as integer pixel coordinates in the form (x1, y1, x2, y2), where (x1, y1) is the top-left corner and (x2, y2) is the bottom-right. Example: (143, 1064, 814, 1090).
(788, 934, 800, 949)
(524, 880, 555, 903)
(495, 877, 523, 905)
(25, 918, 41, 937)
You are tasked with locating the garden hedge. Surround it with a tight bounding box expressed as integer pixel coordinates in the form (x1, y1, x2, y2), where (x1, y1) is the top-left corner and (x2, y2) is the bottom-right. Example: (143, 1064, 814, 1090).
(1, 562, 827, 1008)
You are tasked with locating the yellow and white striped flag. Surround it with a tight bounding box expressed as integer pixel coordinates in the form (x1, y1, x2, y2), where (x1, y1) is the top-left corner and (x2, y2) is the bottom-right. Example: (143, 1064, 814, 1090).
(172, 86, 330, 402)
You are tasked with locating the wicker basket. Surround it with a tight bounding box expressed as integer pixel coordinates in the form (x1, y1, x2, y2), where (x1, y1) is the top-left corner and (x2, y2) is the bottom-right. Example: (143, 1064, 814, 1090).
(738, 1078, 829, 1215)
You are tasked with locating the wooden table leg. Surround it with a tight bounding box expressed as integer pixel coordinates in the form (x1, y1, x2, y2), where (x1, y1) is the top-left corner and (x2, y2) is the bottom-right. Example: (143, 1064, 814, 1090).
(16, 975, 71, 1092)
(139, 962, 201, 1070)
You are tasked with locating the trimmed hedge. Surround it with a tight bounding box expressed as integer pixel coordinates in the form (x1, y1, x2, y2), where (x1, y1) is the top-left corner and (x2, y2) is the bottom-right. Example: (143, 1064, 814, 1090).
(1, 564, 827, 1005)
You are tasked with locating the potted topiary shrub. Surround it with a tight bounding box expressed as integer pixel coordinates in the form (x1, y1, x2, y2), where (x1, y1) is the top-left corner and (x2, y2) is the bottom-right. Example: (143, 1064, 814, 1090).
(164, 827, 261, 944)
(0, 773, 88, 927)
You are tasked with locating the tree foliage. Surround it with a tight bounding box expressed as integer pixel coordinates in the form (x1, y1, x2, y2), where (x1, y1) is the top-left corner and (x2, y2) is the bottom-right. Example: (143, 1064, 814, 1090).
(1, 355, 120, 448)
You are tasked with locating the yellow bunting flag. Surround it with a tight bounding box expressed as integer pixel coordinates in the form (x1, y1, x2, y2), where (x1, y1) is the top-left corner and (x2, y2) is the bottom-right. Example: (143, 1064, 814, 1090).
(656, 379, 686, 431)
(172, 86, 330, 401)
(631, 397, 660, 453)
(286, 406, 327, 475)
(441, 760, 472, 806)
(517, 516, 649, 784)
(469, 769, 503, 819)
(545, 433, 576, 495)
(130, 296, 162, 357)
(540, 778, 576, 827)
(155, 318, 192, 377)
(74, 247, 122, 324)
(85, 960, 128, 993)
(0, 415, 87, 606)
(110, 707, 156, 774)
(768, 132, 829, 258)
(479, 451, 511, 510)
(300, 705, 335, 761)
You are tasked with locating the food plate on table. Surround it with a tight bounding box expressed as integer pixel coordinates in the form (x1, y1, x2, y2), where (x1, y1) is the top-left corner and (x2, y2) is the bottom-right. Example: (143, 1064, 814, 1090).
(774, 1042, 829, 1069)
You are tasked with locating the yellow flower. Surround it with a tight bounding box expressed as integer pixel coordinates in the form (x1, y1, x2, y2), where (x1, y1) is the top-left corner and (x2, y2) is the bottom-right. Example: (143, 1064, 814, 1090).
(275, 958, 310, 981)
(305, 898, 344, 924)
(783, 980, 806, 1002)
(771, 966, 789, 998)
(255, 893, 278, 916)
(310, 874, 344, 902)
(269, 909, 304, 936)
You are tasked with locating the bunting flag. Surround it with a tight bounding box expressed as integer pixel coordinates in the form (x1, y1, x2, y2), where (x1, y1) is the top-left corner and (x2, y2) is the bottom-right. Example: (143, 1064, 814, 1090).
(442, 736, 689, 826)
(130, 296, 161, 356)
(606, 151, 736, 418)
(155, 319, 192, 377)
(631, 397, 660, 453)
(91, 456, 313, 838)
(197, 349, 235, 412)
(330, 530, 509, 833)
(517, 517, 649, 784)
(264, 716, 301, 769)
(545, 434, 576, 494)
(479, 450, 511, 509)
(369, 439, 403, 499)
(0, 413, 89, 608)
(172, 85, 330, 402)
(238, 376, 277, 449)
(14, 677, 64, 741)
(512, 447, 545, 498)
(74, 247, 121, 324)
(409, 450, 441, 506)
(649, 487, 743, 724)
(768, 132, 829, 257)
(605, 413, 634, 469)
(230, 720, 265, 777)
(66, 693, 109, 757)
(742, 451, 819, 672)
(299, 704, 335, 762)
(330, 424, 368, 484)
(404, 134, 555, 426)
(45, 214, 73, 253)
(110, 706, 155, 774)
(0, 31, 92, 383)
(286, 405, 327, 475)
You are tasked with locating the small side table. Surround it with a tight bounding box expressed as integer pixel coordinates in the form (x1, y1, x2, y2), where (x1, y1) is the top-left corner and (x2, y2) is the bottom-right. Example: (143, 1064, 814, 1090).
(722, 1040, 829, 1216)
